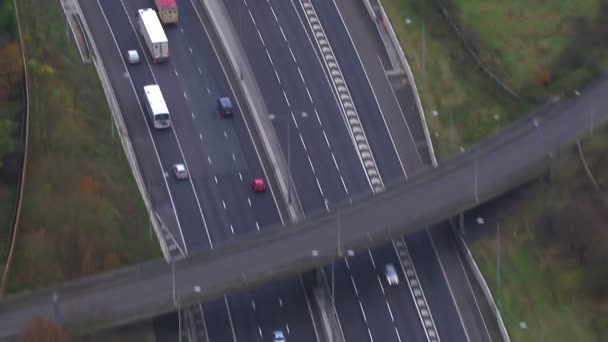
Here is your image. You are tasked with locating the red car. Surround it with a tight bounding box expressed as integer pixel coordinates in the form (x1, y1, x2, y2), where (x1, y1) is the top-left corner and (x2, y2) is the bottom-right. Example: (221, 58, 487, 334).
(252, 178, 267, 193)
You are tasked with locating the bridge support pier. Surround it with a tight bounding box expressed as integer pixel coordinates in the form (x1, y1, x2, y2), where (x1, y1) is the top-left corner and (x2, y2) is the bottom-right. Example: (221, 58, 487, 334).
(310, 268, 345, 342)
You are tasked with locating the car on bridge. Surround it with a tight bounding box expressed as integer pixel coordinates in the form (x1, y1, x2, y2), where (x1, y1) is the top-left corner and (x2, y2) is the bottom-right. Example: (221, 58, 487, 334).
(272, 330, 285, 342)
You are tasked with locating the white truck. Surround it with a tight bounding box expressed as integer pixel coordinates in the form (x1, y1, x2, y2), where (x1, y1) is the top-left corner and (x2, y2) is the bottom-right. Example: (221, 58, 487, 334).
(138, 8, 169, 62)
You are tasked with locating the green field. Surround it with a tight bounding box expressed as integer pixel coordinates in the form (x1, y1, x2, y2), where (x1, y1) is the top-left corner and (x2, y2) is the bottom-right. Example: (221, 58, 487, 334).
(383, 0, 608, 158)
(6, 0, 160, 293)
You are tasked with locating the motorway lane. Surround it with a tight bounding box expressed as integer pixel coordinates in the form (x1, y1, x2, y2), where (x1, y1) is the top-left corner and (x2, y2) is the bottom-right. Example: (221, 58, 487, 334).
(161, 0, 282, 231)
(333, 0, 429, 169)
(241, 0, 372, 199)
(303, 0, 406, 185)
(226, 0, 428, 340)
(301, 1, 474, 340)
(224, 0, 398, 340)
(406, 231, 469, 341)
(286, 0, 435, 340)
(84, 0, 208, 252)
(270, 0, 372, 198)
(428, 224, 494, 341)
(324, 261, 372, 342)
(224, 0, 337, 213)
(180, 1, 324, 340)
(110, 0, 228, 244)
(99, 0, 215, 250)
(99, 0, 315, 341)
(242, 0, 350, 208)
(203, 297, 236, 341)
(347, 254, 401, 341)
(372, 244, 433, 341)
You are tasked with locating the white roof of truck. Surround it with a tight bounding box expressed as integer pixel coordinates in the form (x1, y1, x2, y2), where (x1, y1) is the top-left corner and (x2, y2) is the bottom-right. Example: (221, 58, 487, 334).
(143, 85, 169, 115)
(138, 8, 168, 44)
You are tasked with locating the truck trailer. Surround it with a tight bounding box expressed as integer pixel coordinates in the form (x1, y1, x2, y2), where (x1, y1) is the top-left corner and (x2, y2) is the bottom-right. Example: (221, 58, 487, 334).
(138, 8, 169, 62)
(155, 0, 178, 24)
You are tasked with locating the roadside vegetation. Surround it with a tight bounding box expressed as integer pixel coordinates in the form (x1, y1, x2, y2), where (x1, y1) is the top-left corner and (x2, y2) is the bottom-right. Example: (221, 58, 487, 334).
(471, 125, 608, 340)
(0, 1, 23, 274)
(383, 0, 608, 340)
(5, 0, 160, 294)
(384, 0, 608, 158)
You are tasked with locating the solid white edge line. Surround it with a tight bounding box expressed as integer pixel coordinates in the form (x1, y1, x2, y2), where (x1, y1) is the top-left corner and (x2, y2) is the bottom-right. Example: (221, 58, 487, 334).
(117, 0, 214, 249)
(96, 0, 188, 253)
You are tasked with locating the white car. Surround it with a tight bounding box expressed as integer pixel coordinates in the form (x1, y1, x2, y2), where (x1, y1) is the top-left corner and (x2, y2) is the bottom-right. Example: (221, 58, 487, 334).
(272, 330, 285, 342)
(126, 49, 140, 64)
(384, 263, 399, 286)
(172, 163, 188, 180)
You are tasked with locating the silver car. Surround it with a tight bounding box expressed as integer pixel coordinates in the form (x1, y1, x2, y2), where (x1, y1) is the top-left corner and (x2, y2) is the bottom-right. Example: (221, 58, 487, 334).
(126, 49, 140, 64)
(384, 263, 399, 286)
(272, 330, 285, 342)
(173, 163, 188, 180)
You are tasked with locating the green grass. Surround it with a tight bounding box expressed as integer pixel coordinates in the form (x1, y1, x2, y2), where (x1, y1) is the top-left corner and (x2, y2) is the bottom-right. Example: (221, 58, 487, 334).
(469, 124, 608, 341)
(471, 202, 598, 341)
(457, 0, 599, 90)
(6, 0, 161, 293)
(383, 0, 606, 158)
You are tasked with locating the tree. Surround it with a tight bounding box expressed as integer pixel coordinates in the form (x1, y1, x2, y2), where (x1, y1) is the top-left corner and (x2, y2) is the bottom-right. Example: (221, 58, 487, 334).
(0, 119, 14, 168)
(0, 1, 17, 40)
(18, 315, 69, 342)
(0, 41, 23, 99)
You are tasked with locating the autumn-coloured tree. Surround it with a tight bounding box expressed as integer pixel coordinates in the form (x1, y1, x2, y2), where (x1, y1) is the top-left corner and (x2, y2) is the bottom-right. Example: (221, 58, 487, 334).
(0, 42, 23, 99)
(18, 315, 69, 342)
(0, 119, 14, 168)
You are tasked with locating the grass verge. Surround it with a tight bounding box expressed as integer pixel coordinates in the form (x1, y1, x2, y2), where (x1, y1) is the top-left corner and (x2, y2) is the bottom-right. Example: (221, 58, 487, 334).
(383, 0, 608, 158)
(470, 125, 608, 341)
(7, 0, 161, 293)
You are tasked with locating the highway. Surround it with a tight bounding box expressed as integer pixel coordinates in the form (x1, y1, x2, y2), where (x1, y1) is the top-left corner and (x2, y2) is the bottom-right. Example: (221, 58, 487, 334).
(238, 0, 472, 340)
(222, 0, 442, 340)
(81, 0, 318, 341)
(0, 70, 604, 338)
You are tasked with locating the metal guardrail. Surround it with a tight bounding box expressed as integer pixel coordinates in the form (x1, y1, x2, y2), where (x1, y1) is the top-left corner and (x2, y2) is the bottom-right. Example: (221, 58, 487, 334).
(0, 0, 31, 297)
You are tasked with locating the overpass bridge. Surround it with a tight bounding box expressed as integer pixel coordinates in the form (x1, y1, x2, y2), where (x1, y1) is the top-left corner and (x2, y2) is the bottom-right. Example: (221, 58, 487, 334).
(1, 77, 607, 339)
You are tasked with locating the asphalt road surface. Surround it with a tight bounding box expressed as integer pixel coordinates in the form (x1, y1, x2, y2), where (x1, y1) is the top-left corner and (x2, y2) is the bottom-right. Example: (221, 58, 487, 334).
(83, 0, 318, 341)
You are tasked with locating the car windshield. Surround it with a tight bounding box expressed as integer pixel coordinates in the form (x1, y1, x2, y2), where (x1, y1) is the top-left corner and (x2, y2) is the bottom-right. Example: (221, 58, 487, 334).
(156, 113, 169, 121)
(221, 99, 233, 110)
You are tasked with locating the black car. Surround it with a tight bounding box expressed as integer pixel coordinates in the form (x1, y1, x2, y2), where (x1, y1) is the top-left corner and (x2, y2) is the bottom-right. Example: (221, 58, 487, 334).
(217, 97, 234, 117)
